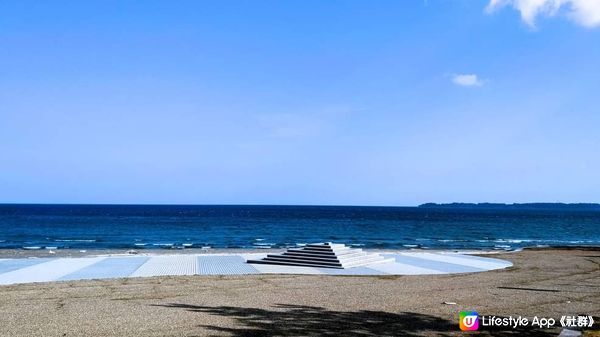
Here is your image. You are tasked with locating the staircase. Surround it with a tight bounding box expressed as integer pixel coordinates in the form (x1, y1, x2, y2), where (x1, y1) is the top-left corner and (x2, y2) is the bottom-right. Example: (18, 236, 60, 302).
(246, 242, 394, 269)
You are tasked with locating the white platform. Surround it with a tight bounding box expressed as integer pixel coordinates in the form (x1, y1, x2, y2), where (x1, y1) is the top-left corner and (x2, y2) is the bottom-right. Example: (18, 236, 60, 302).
(247, 242, 394, 268)
(0, 252, 513, 285)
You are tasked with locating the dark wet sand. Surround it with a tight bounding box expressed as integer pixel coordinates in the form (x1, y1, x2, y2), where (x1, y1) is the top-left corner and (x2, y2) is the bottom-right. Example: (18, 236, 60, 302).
(0, 247, 510, 259)
(0, 248, 598, 337)
(0, 247, 285, 259)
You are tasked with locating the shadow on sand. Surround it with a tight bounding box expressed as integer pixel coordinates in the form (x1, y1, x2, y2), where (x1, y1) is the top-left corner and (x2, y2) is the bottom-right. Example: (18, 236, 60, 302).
(155, 303, 556, 336)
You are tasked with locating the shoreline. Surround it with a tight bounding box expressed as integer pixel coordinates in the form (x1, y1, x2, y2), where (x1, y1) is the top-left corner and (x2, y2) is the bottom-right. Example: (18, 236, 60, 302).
(0, 248, 598, 336)
(1, 245, 598, 259)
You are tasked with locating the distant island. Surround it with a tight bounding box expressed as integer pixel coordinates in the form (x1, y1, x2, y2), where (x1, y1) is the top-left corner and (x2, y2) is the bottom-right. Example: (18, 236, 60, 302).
(418, 203, 600, 210)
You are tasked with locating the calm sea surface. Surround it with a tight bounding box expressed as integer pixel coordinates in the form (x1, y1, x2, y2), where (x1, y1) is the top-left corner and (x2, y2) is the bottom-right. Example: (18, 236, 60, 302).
(0, 204, 599, 251)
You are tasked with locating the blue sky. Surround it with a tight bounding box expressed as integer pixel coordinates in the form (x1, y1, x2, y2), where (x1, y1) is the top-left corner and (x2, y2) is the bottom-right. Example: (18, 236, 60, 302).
(1, 0, 599, 205)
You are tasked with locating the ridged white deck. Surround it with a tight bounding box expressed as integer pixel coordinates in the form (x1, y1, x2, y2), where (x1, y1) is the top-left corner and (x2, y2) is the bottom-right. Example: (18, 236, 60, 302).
(0, 251, 513, 285)
(247, 243, 394, 268)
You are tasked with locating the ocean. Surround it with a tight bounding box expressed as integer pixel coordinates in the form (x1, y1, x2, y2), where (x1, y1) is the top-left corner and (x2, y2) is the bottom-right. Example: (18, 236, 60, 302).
(0, 204, 599, 251)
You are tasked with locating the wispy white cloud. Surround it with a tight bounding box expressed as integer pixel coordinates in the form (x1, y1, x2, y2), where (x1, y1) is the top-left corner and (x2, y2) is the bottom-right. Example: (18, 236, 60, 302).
(452, 74, 484, 87)
(486, 0, 600, 28)
(255, 113, 321, 138)
(253, 105, 353, 139)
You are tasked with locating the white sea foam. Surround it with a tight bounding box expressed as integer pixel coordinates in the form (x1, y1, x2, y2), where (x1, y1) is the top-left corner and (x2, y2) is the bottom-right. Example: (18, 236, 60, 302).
(253, 242, 275, 246)
(54, 239, 96, 242)
(493, 239, 535, 243)
(153, 243, 174, 247)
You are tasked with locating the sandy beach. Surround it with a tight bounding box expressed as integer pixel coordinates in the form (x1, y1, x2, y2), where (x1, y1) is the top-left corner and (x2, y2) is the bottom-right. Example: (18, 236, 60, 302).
(0, 248, 597, 336)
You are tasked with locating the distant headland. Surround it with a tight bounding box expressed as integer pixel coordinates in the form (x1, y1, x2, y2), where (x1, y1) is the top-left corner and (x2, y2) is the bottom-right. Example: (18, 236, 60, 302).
(418, 203, 600, 210)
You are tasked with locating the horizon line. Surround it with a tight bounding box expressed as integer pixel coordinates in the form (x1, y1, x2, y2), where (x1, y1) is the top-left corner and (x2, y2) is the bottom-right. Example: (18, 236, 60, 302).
(0, 202, 599, 207)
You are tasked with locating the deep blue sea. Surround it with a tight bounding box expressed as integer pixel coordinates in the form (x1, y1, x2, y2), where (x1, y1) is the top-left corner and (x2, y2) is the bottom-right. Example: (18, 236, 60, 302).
(0, 204, 599, 251)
